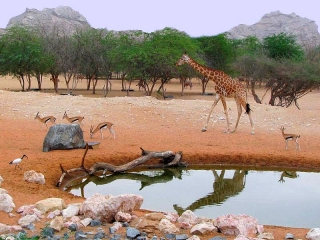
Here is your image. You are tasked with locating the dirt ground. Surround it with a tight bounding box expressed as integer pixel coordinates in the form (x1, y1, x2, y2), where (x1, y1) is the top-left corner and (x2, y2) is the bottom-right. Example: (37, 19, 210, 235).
(0, 75, 319, 239)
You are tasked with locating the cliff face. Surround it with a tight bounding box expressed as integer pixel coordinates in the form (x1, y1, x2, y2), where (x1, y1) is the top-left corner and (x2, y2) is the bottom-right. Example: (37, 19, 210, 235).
(5, 6, 91, 35)
(226, 11, 320, 45)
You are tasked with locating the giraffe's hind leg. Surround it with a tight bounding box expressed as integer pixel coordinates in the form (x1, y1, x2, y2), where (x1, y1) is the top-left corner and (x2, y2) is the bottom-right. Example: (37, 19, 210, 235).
(231, 100, 255, 134)
(230, 100, 242, 133)
(220, 97, 231, 133)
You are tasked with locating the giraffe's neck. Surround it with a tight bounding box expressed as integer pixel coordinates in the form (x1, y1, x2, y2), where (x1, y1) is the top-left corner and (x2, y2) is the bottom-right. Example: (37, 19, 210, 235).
(187, 57, 224, 83)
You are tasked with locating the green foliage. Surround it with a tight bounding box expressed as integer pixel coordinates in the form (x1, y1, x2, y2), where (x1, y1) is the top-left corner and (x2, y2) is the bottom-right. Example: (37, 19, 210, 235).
(263, 33, 304, 60)
(194, 34, 235, 72)
(0, 26, 46, 76)
(233, 36, 263, 57)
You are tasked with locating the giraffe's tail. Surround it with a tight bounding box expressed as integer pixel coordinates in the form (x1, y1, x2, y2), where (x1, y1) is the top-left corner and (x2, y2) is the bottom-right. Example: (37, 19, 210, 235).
(245, 103, 251, 114)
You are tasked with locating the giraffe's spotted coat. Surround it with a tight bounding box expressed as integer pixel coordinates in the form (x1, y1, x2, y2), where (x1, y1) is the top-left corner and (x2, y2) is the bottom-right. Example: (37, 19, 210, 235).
(176, 53, 255, 134)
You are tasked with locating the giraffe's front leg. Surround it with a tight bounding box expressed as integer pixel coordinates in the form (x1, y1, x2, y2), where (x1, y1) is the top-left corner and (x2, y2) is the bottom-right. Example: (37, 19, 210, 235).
(202, 95, 221, 132)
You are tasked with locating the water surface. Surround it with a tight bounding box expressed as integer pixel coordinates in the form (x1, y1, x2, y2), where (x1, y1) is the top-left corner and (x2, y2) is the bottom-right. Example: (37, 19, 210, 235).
(68, 168, 320, 228)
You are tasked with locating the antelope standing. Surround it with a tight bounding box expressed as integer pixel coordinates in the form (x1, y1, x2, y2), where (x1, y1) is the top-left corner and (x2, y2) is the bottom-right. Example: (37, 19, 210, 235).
(34, 112, 56, 128)
(90, 122, 115, 139)
(63, 111, 85, 125)
(136, 79, 146, 91)
(184, 80, 193, 90)
(280, 126, 300, 151)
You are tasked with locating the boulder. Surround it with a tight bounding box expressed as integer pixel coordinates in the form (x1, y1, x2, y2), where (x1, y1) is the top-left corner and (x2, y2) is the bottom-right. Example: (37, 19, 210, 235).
(35, 198, 66, 214)
(23, 170, 45, 185)
(43, 124, 86, 152)
(214, 214, 263, 236)
(158, 218, 180, 234)
(306, 228, 320, 240)
(81, 193, 143, 223)
(0, 193, 15, 213)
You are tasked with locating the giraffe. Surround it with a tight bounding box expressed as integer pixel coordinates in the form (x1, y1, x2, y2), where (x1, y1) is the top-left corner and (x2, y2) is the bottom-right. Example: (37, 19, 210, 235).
(176, 53, 255, 134)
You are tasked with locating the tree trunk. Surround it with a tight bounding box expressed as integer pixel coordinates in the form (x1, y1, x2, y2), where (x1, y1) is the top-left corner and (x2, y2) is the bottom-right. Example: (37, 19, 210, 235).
(56, 145, 185, 187)
(36, 74, 42, 90)
(250, 80, 262, 104)
(18, 74, 25, 91)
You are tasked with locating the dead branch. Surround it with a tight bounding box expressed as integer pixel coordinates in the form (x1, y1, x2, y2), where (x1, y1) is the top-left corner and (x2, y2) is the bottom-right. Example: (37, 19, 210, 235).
(56, 143, 90, 187)
(56, 146, 185, 187)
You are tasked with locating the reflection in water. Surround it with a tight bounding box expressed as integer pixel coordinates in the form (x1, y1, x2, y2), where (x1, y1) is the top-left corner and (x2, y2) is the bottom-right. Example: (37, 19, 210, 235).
(278, 171, 299, 183)
(64, 167, 320, 228)
(63, 168, 248, 215)
(63, 168, 183, 197)
(174, 170, 246, 215)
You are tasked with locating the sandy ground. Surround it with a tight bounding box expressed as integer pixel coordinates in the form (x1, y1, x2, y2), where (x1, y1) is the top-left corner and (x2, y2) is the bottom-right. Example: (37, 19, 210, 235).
(0, 75, 319, 239)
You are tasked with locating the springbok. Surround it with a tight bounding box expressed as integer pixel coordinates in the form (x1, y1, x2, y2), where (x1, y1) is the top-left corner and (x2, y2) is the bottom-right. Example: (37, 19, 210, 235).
(280, 126, 300, 151)
(63, 111, 85, 125)
(34, 112, 56, 128)
(90, 122, 115, 139)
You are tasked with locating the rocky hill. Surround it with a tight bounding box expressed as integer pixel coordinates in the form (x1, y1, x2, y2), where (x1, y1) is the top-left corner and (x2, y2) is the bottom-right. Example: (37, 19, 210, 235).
(226, 11, 320, 45)
(1, 6, 90, 35)
(0, 7, 319, 45)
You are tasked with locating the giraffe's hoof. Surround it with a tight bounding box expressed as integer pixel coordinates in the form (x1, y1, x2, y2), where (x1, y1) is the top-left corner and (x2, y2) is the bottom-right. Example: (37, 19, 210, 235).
(251, 131, 255, 135)
(201, 128, 207, 132)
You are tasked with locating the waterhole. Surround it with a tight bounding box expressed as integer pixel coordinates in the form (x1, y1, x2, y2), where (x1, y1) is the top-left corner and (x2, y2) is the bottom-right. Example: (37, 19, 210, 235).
(66, 167, 320, 228)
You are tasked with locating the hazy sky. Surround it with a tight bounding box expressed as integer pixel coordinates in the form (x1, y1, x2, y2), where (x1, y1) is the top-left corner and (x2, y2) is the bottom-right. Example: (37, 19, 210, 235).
(0, 0, 319, 37)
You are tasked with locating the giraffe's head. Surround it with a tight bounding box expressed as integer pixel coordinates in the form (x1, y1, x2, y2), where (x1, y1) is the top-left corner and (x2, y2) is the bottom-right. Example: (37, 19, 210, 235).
(176, 52, 190, 66)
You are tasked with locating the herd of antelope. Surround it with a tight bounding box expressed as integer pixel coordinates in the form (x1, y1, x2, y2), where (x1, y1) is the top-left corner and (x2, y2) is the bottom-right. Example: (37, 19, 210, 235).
(34, 111, 300, 150)
(34, 111, 115, 140)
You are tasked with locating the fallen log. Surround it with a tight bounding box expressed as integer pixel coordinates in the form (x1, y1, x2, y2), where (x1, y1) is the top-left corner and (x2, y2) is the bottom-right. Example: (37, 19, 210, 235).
(56, 144, 185, 187)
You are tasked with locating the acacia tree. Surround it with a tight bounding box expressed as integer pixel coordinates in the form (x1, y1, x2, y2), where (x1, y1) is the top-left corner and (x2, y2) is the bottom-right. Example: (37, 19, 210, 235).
(134, 27, 199, 96)
(106, 30, 146, 92)
(233, 34, 320, 108)
(40, 26, 72, 94)
(266, 59, 320, 108)
(0, 26, 50, 91)
(262, 33, 318, 108)
(74, 28, 110, 94)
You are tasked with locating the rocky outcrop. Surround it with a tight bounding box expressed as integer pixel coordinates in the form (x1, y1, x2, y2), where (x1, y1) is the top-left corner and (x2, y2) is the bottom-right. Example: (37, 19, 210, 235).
(42, 124, 86, 152)
(6, 6, 91, 35)
(226, 11, 320, 45)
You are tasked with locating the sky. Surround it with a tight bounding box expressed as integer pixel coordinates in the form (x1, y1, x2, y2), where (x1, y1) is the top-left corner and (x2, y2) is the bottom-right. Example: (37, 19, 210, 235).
(0, 0, 319, 37)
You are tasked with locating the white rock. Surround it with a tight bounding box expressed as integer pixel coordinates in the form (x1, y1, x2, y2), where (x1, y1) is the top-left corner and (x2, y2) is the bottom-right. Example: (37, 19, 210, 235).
(190, 222, 217, 235)
(81, 193, 143, 223)
(0, 223, 10, 234)
(0, 193, 15, 213)
(50, 216, 64, 231)
(158, 218, 180, 234)
(18, 214, 39, 227)
(0, 188, 8, 194)
(62, 204, 80, 218)
(306, 228, 320, 240)
(23, 170, 45, 185)
(35, 198, 66, 214)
